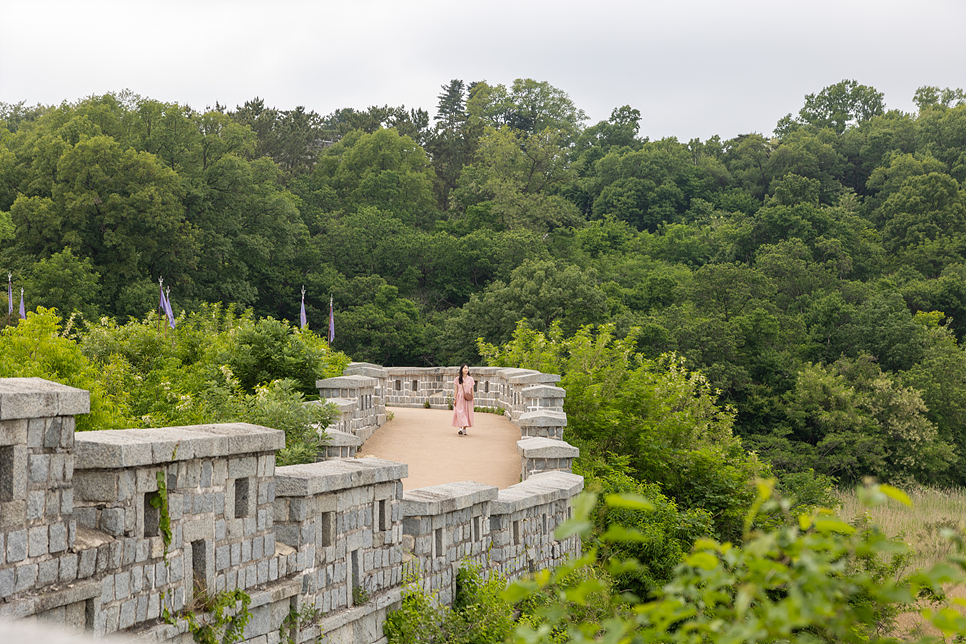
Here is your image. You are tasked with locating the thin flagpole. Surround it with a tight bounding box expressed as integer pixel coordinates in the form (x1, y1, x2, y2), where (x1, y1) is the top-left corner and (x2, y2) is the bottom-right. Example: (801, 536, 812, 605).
(328, 295, 335, 343)
(164, 286, 175, 329)
(299, 286, 307, 330)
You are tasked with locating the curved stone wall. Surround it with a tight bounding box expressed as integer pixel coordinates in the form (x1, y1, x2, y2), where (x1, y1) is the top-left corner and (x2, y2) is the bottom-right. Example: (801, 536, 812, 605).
(0, 370, 585, 644)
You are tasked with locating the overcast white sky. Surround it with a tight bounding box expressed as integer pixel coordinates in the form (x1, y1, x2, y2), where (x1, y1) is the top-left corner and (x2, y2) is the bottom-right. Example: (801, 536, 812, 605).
(2, 0, 964, 141)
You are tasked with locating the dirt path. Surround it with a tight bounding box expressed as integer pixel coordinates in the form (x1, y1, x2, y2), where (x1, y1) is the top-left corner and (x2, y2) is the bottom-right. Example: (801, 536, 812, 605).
(356, 406, 522, 490)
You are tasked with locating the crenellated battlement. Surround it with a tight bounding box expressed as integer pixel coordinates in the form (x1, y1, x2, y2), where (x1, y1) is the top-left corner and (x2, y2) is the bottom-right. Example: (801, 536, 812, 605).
(0, 369, 582, 644)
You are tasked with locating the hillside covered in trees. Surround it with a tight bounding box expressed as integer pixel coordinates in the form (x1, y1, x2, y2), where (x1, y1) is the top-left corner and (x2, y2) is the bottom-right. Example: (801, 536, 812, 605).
(2, 80, 966, 491)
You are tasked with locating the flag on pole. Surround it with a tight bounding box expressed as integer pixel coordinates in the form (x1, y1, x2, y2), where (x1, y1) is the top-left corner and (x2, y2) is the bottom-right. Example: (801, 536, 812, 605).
(328, 296, 335, 343)
(7, 274, 12, 317)
(163, 286, 176, 329)
(19, 288, 25, 320)
(299, 286, 307, 329)
(158, 277, 165, 316)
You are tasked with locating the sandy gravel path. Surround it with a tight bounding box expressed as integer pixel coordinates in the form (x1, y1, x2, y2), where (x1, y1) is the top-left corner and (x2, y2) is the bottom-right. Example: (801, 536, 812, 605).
(356, 406, 521, 490)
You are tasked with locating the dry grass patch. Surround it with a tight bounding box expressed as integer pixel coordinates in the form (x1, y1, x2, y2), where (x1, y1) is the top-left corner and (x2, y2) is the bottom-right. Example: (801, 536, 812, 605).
(836, 486, 966, 639)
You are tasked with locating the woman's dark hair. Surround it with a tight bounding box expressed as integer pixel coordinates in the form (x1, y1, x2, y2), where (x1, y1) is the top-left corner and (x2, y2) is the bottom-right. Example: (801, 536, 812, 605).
(458, 364, 469, 385)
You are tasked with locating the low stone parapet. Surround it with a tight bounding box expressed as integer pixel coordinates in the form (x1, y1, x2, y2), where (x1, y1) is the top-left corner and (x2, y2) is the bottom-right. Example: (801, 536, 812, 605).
(489, 471, 583, 579)
(517, 437, 580, 481)
(274, 458, 407, 616)
(400, 481, 497, 604)
(70, 423, 285, 635)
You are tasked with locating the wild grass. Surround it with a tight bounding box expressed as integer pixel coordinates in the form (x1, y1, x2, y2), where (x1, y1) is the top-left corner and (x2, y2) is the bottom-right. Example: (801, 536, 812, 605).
(836, 486, 966, 572)
(836, 486, 966, 639)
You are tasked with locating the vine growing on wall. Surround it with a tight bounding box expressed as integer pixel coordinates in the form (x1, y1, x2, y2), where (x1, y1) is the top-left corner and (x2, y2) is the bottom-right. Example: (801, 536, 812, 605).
(279, 602, 324, 644)
(186, 589, 253, 644)
(149, 469, 172, 560)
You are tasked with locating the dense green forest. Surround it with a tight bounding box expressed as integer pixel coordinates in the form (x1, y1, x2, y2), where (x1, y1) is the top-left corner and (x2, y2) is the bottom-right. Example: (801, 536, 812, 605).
(3, 79, 966, 492)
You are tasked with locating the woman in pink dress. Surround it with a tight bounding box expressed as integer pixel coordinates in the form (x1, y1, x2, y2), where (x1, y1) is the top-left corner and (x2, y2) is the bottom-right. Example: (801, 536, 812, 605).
(452, 364, 475, 435)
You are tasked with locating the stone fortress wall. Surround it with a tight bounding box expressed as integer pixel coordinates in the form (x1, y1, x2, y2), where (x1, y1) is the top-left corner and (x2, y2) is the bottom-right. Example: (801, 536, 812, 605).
(0, 364, 583, 644)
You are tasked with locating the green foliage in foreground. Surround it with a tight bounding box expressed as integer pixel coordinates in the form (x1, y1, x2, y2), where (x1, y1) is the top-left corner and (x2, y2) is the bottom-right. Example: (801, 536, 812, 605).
(0, 307, 348, 464)
(384, 565, 514, 644)
(506, 483, 966, 644)
(387, 483, 966, 644)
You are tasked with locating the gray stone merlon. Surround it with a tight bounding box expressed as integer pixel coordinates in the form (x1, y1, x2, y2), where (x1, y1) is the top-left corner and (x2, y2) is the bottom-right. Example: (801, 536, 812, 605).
(275, 458, 408, 497)
(325, 431, 363, 447)
(344, 363, 389, 379)
(318, 399, 357, 413)
(0, 378, 90, 420)
(518, 411, 568, 428)
(516, 437, 579, 459)
(74, 423, 284, 469)
(315, 375, 378, 389)
(491, 471, 585, 515)
(520, 385, 566, 399)
(400, 481, 498, 516)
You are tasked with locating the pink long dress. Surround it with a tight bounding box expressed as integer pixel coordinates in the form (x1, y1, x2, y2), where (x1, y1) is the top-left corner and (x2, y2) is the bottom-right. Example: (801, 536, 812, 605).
(451, 376, 475, 428)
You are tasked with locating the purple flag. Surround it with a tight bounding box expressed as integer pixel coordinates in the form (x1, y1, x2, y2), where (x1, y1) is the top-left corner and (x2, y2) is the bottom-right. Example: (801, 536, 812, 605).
(328, 296, 335, 343)
(163, 287, 176, 329)
(299, 288, 307, 329)
(19, 288, 25, 320)
(7, 275, 11, 316)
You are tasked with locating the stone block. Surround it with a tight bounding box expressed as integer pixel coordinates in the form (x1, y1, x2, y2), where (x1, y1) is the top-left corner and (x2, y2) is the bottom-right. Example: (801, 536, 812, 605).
(0, 445, 27, 502)
(38, 557, 59, 586)
(78, 548, 97, 578)
(118, 470, 136, 502)
(0, 567, 14, 599)
(15, 563, 37, 592)
(61, 488, 73, 516)
(61, 416, 75, 448)
(27, 490, 45, 520)
(101, 507, 125, 536)
(27, 452, 48, 484)
(27, 418, 44, 448)
(183, 517, 214, 543)
(44, 416, 62, 449)
(49, 521, 68, 553)
(119, 598, 137, 629)
(60, 553, 78, 582)
(115, 571, 130, 599)
(74, 471, 118, 502)
(0, 418, 27, 446)
(28, 524, 48, 557)
(136, 468, 159, 493)
(229, 456, 258, 479)
(0, 378, 89, 419)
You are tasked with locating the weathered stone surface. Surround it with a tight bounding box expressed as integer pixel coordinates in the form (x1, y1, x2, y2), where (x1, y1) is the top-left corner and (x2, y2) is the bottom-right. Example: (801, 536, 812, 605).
(0, 378, 90, 420)
(0, 418, 28, 446)
(516, 437, 579, 459)
(518, 410, 568, 427)
(491, 471, 584, 514)
(400, 481, 498, 516)
(520, 385, 566, 399)
(275, 458, 407, 497)
(316, 375, 378, 389)
(324, 430, 363, 447)
(75, 424, 284, 469)
(344, 363, 389, 379)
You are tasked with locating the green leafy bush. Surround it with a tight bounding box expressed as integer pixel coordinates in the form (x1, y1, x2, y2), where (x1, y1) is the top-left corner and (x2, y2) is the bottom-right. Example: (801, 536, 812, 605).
(385, 565, 513, 644)
(506, 482, 966, 644)
(480, 321, 769, 541)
